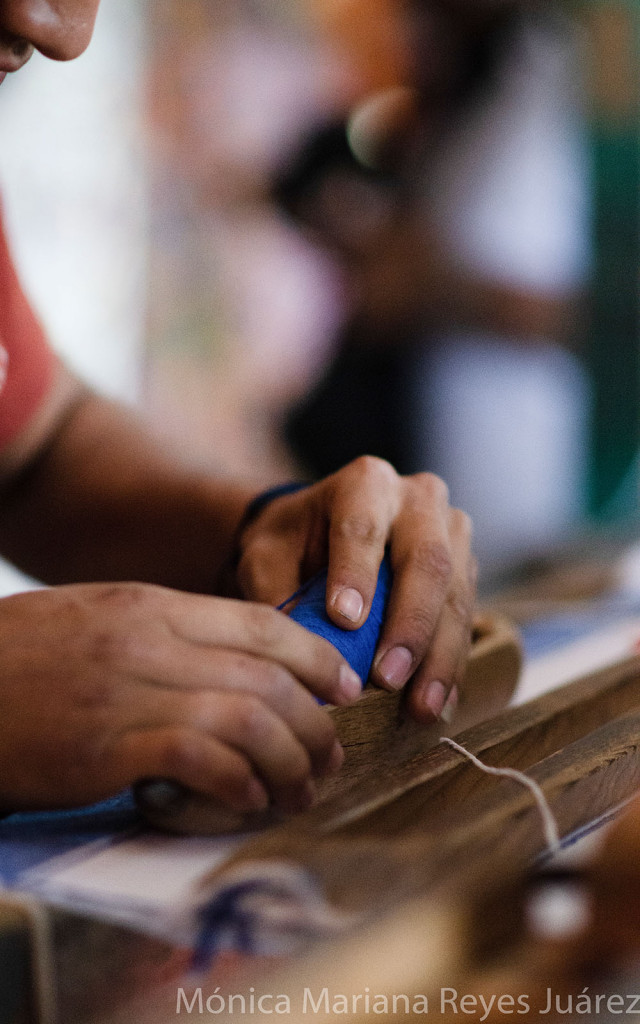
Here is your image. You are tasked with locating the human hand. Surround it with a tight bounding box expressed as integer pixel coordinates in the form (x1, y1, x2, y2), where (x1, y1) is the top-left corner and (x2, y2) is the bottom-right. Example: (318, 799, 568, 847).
(235, 457, 476, 723)
(0, 583, 361, 813)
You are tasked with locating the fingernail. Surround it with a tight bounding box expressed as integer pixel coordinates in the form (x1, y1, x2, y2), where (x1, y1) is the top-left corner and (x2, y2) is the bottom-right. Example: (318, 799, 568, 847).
(327, 739, 345, 773)
(423, 680, 447, 719)
(334, 587, 364, 623)
(440, 685, 459, 725)
(246, 777, 269, 811)
(339, 664, 362, 702)
(376, 646, 413, 690)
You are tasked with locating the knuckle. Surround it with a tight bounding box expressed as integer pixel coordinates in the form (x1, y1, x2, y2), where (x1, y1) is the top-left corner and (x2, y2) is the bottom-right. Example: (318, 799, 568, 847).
(449, 507, 473, 544)
(335, 455, 397, 495)
(243, 602, 282, 650)
(94, 582, 154, 615)
(412, 471, 449, 504)
(401, 604, 440, 643)
(232, 695, 270, 744)
(446, 587, 474, 628)
(84, 627, 128, 670)
(353, 454, 396, 482)
(260, 662, 294, 703)
(282, 750, 312, 788)
(412, 540, 453, 587)
(221, 760, 256, 798)
(86, 625, 154, 673)
(335, 512, 384, 547)
(161, 728, 200, 776)
(72, 676, 113, 712)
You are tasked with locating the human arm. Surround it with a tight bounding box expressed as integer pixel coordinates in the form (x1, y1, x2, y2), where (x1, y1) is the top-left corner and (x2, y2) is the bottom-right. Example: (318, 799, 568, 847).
(347, 212, 584, 348)
(0, 362, 257, 593)
(0, 365, 358, 813)
(0, 362, 475, 724)
(0, 354, 475, 814)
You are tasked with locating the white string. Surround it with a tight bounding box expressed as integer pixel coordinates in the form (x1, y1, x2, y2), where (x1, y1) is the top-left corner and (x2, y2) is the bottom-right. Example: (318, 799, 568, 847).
(440, 736, 561, 854)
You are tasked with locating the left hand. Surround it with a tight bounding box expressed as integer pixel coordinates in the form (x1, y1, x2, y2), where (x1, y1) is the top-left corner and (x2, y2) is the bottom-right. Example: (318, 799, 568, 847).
(235, 456, 476, 723)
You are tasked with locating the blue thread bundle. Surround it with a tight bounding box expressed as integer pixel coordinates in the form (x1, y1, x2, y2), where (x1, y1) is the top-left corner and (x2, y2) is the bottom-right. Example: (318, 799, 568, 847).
(286, 555, 391, 684)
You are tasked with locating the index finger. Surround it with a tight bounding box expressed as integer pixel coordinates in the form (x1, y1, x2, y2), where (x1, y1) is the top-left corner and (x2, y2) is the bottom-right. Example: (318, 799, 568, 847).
(161, 590, 363, 707)
(324, 456, 400, 630)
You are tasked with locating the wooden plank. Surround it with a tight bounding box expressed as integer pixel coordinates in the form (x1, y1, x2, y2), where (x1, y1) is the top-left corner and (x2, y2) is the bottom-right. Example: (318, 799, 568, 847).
(197, 708, 640, 918)
(203, 652, 640, 860)
(327, 655, 640, 837)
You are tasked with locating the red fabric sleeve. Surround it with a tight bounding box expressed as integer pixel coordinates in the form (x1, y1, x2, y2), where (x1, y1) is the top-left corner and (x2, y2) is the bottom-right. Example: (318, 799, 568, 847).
(0, 211, 56, 451)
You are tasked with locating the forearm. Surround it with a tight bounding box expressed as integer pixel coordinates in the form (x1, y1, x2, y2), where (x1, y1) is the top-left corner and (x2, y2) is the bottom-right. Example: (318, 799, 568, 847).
(349, 216, 586, 349)
(0, 388, 257, 593)
(426, 268, 585, 346)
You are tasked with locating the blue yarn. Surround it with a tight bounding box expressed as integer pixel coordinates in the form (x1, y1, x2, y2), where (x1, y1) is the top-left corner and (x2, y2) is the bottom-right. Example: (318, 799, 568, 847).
(287, 555, 391, 683)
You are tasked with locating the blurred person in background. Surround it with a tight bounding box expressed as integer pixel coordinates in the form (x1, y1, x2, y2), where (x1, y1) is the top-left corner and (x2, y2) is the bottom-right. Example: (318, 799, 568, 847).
(276, 0, 592, 573)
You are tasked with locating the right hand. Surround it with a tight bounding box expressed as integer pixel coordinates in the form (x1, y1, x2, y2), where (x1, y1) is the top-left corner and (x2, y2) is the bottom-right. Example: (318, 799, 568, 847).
(0, 583, 361, 814)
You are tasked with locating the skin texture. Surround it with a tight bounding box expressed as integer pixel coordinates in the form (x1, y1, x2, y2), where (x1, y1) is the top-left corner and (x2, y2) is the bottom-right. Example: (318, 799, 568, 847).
(237, 456, 475, 722)
(0, 0, 99, 68)
(0, 2, 476, 815)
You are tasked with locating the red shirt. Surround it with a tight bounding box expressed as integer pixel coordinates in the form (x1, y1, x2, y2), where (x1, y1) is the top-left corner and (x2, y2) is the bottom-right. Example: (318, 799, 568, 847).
(0, 211, 55, 451)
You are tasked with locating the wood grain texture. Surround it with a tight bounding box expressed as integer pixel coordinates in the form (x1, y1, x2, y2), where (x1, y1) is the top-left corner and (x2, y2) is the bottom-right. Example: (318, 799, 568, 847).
(219, 708, 640, 1024)
(205, 651, 640, 849)
(195, 652, 640, 910)
(195, 710, 640, 925)
(138, 613, 522, 835)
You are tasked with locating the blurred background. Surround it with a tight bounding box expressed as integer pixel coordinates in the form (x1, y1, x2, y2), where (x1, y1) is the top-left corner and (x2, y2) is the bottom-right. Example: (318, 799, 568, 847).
(0, 0, 638, 588)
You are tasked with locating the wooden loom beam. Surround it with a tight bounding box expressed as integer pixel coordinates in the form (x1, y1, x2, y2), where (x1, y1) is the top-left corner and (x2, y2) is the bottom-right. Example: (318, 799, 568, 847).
(201, 653, 640, 914)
